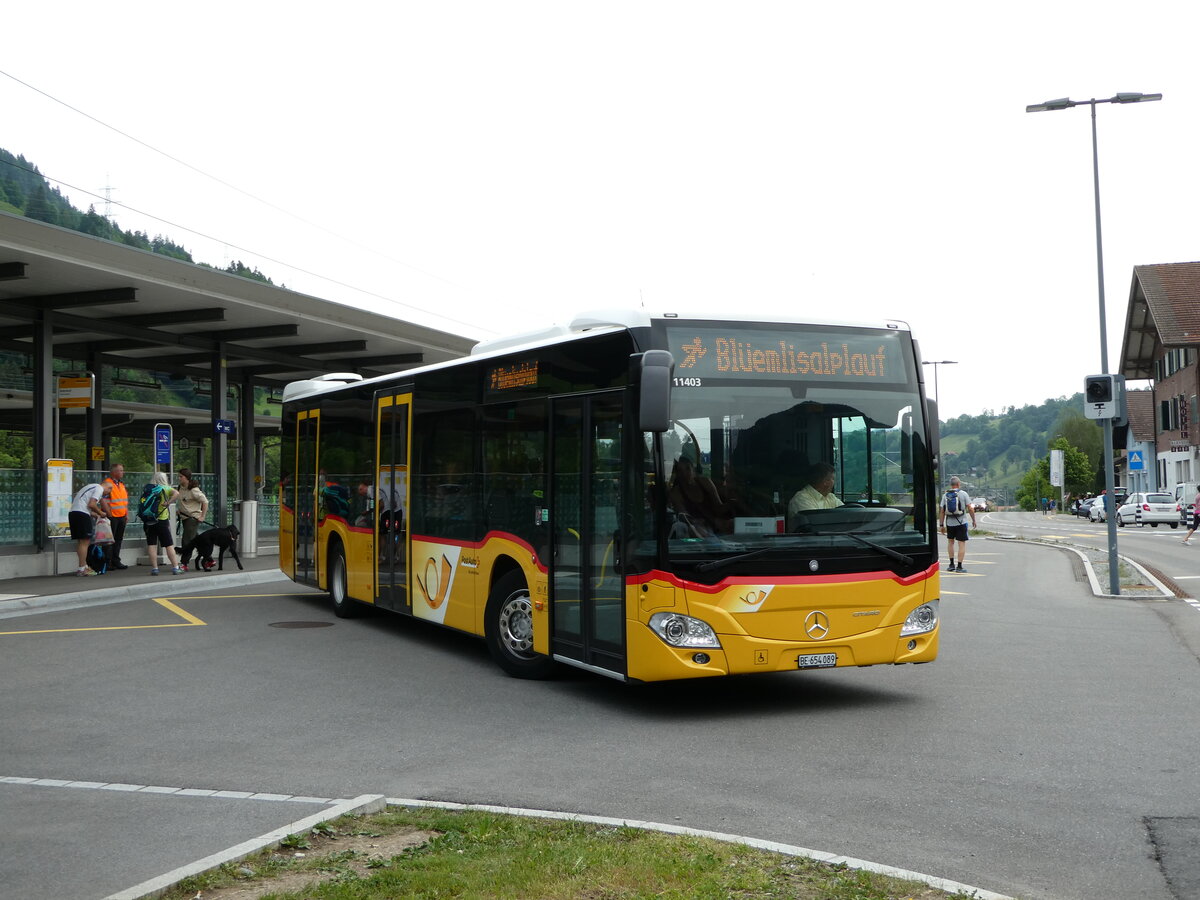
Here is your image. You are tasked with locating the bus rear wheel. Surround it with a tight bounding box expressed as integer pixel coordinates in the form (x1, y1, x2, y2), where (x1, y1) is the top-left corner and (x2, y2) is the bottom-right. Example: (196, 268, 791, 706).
(485, 570, 554, 679)
(329, 546, 358, 618)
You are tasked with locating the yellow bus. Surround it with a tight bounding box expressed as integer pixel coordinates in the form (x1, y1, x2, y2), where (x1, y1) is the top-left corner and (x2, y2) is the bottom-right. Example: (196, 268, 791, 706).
(280, 310, 940, 682)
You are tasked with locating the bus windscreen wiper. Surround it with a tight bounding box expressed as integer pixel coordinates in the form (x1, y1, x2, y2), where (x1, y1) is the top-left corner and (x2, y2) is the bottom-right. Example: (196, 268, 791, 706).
(843, 531, 913, 566)
(695, 547, 772, 573)
(803, 527, 914, 566)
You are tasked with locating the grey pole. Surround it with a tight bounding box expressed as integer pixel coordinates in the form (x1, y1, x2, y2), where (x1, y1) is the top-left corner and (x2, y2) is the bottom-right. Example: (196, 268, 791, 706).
(1089, 101, 1121, 595)
(922, 360, 957, 490)
(1026, 91, 1162, 596)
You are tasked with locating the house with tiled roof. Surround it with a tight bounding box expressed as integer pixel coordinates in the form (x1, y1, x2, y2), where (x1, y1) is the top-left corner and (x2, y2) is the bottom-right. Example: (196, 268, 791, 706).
(1120, 389, 1157, 494)
(1118, 261, 1200, 492)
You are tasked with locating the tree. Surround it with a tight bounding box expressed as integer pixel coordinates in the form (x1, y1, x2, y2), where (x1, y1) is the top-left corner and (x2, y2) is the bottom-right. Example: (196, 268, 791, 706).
(24, 184, 59, 225)
(1052, 408, 1103, 475)
(1017, 437, 1092, 509)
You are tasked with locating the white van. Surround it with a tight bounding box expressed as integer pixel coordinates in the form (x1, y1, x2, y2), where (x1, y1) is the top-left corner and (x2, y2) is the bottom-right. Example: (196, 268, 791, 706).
(1175, 482, 1198, 526)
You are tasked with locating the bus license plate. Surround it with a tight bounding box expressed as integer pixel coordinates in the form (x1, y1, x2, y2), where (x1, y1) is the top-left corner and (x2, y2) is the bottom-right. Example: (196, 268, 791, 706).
(797, 653, 837, 669)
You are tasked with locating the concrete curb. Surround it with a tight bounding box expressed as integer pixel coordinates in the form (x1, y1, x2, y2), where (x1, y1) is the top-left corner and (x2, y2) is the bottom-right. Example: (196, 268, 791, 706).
(0, 569, 287, 620)
(102, 793, 387, 900)
(986, 535, 1174, 598)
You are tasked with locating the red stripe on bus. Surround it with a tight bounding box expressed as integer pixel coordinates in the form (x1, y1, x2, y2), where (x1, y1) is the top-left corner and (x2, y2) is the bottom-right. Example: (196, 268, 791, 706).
(627, 563, 938, 594)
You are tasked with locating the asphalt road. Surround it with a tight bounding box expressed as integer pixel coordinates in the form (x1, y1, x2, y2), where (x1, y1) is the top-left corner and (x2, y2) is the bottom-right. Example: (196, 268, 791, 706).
(990, 507, 1200, 598)
(3, 528, 1200, 899)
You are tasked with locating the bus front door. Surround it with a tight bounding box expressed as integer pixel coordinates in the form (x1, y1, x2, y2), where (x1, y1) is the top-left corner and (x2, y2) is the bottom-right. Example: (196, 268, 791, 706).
(551, 394, 626, 677)
(376, 391, 411, 612)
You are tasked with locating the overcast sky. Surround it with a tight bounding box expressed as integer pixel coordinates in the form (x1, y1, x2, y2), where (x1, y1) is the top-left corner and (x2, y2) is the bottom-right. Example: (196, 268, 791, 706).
(3, 2, 1197, 419)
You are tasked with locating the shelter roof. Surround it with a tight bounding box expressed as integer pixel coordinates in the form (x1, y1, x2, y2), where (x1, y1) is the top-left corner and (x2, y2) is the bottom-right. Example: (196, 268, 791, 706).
(0, 212, 475, 388)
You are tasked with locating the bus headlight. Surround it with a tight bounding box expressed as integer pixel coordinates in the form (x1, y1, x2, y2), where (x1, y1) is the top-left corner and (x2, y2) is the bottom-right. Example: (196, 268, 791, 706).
(648, 613, 721, 649)
(900, 600, 939, 636)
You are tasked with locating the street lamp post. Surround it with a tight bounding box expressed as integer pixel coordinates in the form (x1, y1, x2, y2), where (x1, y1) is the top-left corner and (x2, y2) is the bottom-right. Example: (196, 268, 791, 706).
(922, 360, 958, 414)
(1026, 90, 1162, 594)
(922, 360, 957, 490)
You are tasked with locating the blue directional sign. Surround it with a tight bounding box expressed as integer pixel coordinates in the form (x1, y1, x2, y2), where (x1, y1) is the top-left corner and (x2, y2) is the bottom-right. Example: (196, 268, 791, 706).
(1128, 450, 1145, 471)
(215, 418, 236, 435)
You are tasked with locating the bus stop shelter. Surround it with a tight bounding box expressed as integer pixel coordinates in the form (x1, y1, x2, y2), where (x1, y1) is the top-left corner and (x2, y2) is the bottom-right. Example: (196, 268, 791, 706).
(0, 211, 474, 559)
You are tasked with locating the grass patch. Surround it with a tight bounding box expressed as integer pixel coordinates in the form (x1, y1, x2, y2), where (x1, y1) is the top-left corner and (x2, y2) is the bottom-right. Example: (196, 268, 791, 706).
(161, 808, 977, 899)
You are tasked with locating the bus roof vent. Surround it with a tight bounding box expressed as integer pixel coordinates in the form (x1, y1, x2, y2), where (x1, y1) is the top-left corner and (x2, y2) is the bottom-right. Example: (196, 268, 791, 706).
(282, 372, 363, 403)
(471, 309, 651, 356)
(568, 309, 652, 332)
(471, 324, 571, 356)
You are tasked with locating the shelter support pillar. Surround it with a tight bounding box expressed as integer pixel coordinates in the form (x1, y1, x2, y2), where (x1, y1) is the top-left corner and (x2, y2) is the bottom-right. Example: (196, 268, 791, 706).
(86, 348, 103, 474)
(238, 372, 258, 556)
(210, 349, 229, 525)
(33, 311, 54, 550)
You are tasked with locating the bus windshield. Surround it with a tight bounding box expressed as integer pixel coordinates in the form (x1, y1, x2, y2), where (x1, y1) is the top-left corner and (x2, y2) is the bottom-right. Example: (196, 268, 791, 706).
(647, 322, 934, 566)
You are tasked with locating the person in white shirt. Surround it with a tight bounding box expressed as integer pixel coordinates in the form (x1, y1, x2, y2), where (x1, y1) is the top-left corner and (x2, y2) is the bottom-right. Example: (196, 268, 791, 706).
(69, 482, 110, 576)
(938, 475, 977, 572)
(788, 462, 843, 528)
(787, 460, 844, 532)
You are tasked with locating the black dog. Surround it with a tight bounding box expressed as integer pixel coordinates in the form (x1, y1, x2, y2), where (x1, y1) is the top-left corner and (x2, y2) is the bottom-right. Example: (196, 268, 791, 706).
(181, 524, 243, 571)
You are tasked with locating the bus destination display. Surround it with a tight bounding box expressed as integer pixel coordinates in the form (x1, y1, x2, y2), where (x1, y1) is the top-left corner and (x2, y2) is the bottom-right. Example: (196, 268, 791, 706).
(667, 326, 906, 386)
(488, 360, 539, 391)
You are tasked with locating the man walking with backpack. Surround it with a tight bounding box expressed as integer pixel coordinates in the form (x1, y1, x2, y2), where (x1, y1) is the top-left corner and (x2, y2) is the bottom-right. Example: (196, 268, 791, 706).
(939, 475, 977, 573)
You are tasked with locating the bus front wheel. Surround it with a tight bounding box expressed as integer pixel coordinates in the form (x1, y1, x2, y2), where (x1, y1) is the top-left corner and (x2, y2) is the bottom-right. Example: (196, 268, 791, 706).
(329, 546, 358, 618)
(485, 571, 554, 679)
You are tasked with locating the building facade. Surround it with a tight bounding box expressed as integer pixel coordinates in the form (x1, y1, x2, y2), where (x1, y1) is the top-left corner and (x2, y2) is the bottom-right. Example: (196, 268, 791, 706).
(1119, 262, 1200, 494)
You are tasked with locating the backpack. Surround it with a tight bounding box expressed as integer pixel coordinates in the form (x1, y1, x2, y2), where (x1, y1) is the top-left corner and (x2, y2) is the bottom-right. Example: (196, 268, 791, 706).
(86, 543, 107, 574)
(137, 483, 165, 524)
(945, 489, 960, 516)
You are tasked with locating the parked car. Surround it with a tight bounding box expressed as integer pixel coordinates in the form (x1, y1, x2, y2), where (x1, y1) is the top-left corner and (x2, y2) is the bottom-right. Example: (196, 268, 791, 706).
(1176, 482, 1198, 527)
(1089, 500, 1107, 523)
(1115, 492, 1180, 528)
(1076, 497, 1099, 519)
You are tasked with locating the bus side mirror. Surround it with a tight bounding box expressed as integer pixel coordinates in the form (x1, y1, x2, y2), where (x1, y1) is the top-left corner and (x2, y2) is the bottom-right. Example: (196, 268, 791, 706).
(637, 350, 674, 433)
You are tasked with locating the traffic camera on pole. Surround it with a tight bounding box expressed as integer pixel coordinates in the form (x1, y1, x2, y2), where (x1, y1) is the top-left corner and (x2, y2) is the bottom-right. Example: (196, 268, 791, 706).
(1083, 374, 1121, 420)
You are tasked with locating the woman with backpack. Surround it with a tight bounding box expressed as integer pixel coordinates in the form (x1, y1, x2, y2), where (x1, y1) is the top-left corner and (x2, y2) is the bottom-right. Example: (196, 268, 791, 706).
(175, 468, 209, 570)
(140, 471, 183, 575)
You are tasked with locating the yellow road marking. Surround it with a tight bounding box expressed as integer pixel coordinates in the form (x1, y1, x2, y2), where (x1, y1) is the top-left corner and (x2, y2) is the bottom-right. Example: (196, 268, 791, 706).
(0, 591, 307, 637)
(0, 596, 207, 636)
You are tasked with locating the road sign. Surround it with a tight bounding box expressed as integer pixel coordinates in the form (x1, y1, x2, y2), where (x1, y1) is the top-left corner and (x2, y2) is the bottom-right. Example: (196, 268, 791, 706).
(1128, 450, 1145, 471)
(155, 423, 173, 467)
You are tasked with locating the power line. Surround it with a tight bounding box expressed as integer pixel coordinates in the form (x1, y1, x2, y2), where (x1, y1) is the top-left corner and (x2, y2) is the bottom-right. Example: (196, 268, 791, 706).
(0, 155, 487, 335)
(0, 68, 496, 335)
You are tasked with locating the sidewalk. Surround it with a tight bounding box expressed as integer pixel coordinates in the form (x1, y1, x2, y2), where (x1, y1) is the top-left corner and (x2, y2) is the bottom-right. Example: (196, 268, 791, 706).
(0, 547, 288, 618)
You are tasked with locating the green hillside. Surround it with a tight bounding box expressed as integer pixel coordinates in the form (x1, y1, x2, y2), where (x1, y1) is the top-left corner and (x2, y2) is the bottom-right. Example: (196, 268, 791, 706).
(938, 394, 1097, 505)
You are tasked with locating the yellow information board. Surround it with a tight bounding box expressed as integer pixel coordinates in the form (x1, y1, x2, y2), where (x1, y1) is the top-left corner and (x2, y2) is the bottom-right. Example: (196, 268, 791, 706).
(47, 458, 74, 537)
(57, 375, 95, 409)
